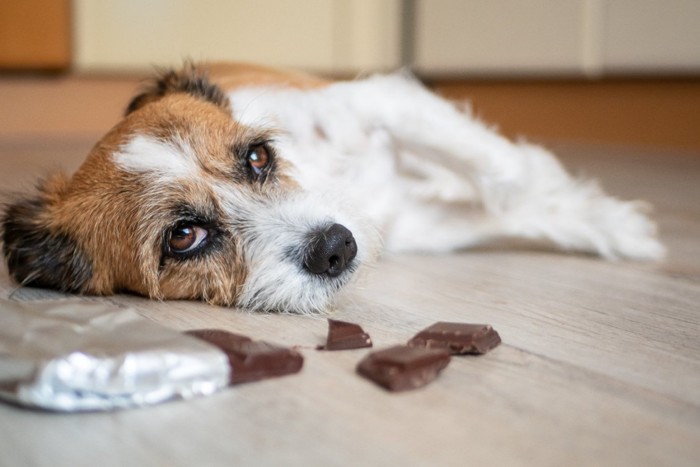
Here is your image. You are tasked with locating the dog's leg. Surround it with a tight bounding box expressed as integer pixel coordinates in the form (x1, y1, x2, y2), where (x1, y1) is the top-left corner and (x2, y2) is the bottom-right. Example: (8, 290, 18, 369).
(338, 74, 664, 260)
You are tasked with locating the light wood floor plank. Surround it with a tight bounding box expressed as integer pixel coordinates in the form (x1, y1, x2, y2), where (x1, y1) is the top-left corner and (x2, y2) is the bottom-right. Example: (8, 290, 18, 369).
(1, 137, 698, 466)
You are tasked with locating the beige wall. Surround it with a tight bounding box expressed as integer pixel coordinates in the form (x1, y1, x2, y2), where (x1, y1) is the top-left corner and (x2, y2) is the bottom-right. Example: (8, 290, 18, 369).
(73, 0, 402, 74)
(74, 0, 700, 77)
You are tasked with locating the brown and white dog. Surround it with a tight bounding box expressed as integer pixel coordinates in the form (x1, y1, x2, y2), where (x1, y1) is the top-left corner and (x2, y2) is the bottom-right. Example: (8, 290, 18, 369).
(1, 62, 663, 313)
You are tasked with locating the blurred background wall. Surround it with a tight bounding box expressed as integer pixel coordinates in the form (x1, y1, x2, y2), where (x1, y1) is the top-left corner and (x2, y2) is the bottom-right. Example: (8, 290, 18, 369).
(40, 0, 700, 77)
(1, 0, 699, 150)
(71, 0, 402, 74)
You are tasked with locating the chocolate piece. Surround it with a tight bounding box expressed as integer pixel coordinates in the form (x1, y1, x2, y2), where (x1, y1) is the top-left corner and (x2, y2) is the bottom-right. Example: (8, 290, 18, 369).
(185, 329, 303, 384)
(356, 345, 450, 392)
(407, 322, 501, 355)
(185, 329, 252, 347)
(319, 318, 372, 350)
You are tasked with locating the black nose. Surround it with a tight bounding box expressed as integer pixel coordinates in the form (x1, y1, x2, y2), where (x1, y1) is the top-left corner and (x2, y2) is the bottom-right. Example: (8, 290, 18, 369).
(304, 223, 358, 277)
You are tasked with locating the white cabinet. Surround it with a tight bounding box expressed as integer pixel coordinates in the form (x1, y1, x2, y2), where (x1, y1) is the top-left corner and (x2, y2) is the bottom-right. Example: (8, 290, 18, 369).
(602, 0, 700, 74)
(412, 0, 700, 77)
(413, 0, 585, 75)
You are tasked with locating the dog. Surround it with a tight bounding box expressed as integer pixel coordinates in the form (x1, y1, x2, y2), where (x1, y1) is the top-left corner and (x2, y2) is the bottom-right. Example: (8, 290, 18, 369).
(1, 62, 664, 313)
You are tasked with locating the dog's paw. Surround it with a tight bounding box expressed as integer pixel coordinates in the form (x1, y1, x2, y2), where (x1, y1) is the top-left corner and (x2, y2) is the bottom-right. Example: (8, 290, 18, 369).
(589, 197, 665, 261)
(503, 180, 666, 261)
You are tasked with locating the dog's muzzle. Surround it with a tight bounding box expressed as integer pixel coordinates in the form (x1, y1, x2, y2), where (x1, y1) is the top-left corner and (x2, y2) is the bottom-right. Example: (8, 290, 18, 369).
(304, 223, 358, 277)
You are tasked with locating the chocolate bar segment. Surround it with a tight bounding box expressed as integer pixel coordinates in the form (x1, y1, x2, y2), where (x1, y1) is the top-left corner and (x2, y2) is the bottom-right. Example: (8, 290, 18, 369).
(319, 318, 372, 350)
(356, 345, 450, 392)
(407, 322, 501, 355)
(185, 329, 303, 384)
(185, 329, 252, 347)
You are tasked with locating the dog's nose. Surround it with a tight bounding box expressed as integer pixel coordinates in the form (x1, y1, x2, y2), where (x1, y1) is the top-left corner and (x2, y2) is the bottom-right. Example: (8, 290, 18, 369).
(304, 223, 358, 277)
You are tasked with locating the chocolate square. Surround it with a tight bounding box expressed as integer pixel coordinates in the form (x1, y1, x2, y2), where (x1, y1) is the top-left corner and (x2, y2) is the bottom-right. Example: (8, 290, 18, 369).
(356, 345, 451, 392)
(407, 322, 501, 355)
(319, 318, 372, 350)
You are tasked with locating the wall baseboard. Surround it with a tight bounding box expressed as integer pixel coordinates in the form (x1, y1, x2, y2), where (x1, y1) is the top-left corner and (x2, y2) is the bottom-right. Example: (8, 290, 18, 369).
(432, 78, 700, 152)
(1, 74, 698, 154)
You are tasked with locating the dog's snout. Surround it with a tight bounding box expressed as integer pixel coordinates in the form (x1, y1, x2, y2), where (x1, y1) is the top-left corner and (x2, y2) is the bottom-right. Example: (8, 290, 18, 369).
(304, 223, 358, 277)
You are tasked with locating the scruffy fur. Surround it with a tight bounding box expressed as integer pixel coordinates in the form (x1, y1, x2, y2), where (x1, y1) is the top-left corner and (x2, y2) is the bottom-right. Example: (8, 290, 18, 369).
(1, 62, 664, 313)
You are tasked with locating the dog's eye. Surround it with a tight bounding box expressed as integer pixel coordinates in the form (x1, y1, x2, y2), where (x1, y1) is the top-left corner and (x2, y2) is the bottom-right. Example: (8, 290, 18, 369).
(169, 225, 208, 253)
(246, 144, 270, 176)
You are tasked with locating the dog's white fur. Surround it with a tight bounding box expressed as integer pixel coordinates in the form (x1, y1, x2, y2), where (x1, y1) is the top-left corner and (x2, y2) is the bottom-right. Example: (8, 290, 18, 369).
(228, 72, 664, 260)
(1, 66, 664, 315)
(216, 188, 377, 313)
(115, 134, 202, 180)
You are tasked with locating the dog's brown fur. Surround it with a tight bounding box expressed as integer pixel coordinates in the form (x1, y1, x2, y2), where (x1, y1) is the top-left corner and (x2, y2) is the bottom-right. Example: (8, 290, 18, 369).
(199, 62, 330, 92)
(2, 63, 304, 305)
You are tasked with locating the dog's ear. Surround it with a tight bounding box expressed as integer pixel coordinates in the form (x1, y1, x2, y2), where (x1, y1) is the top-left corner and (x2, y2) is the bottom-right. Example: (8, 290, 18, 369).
(126, 63, 230, 115)
(1, 176, 93, 293)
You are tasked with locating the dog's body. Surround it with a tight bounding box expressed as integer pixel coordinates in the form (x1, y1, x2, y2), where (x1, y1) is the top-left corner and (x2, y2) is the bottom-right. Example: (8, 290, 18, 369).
(1, 63, 664, 313)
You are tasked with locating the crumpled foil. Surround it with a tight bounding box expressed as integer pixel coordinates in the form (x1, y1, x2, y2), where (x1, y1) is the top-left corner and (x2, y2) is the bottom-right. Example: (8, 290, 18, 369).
(0, 299, 230, 412)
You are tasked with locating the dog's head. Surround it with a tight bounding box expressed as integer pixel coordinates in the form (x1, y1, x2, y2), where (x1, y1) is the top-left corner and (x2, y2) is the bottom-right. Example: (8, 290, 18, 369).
(2, 65, 376, 313)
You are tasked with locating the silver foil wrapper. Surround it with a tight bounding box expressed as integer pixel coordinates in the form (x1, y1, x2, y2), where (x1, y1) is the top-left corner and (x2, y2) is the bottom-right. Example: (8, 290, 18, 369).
(0, 299, 230, 411)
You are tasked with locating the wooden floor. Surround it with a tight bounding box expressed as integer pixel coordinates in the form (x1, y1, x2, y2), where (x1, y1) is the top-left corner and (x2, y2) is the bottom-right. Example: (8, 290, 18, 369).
(0, 80, 699, 466)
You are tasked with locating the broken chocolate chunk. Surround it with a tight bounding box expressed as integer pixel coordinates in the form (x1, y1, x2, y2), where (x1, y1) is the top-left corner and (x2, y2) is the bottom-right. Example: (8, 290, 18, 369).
(356, 345, 451, 392)
(185, 329, 303, 384)
(319, 318, 372, 350)
(407, 322, 501, 355)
